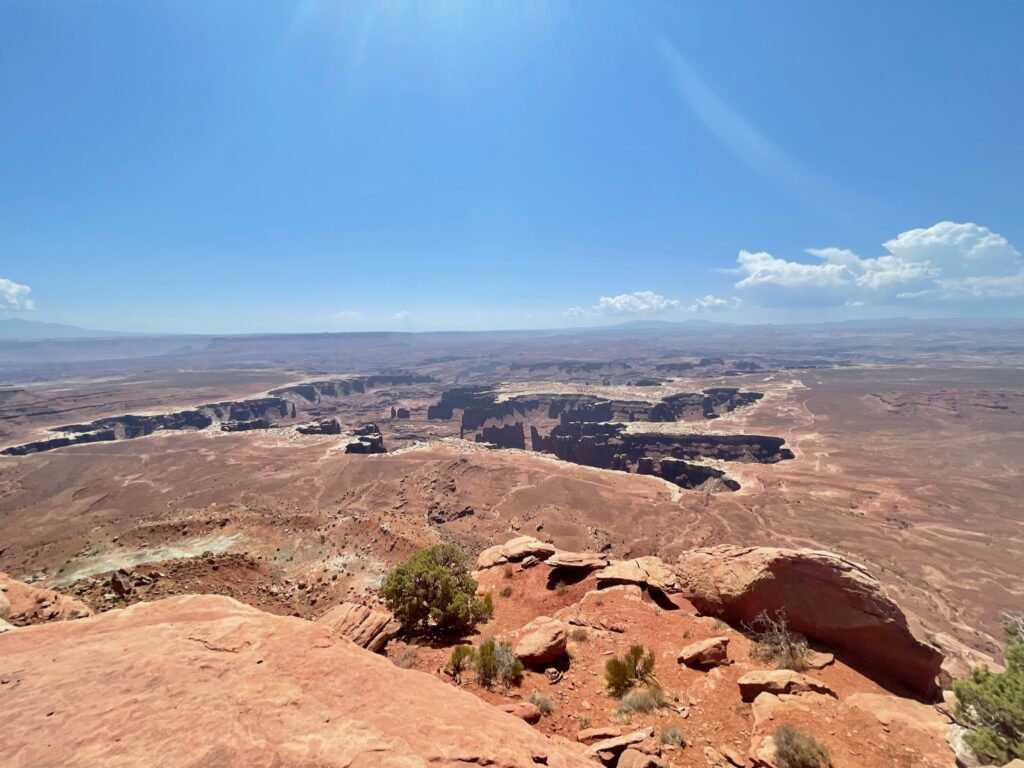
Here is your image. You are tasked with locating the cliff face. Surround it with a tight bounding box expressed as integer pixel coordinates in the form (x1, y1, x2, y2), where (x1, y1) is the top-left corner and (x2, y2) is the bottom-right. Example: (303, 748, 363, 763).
(269, 374, 434, 404)
(428, 386, 789, 493)
(2, 397, 292, 455)
(2, 375, 431, 456)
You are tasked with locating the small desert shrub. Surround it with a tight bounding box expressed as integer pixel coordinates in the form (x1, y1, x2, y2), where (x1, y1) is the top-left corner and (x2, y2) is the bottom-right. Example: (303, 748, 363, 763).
(503, 566, 514, 579)
(954, 613, 1024, 764)
(774, 725, 831, 768)
(660, 726, 686, 747)
(615, 686, 667, 718)
(499, 584, 513, 598)
(569, 627, 589, 642)
(380, 543, 493, 635)
(474, 637, 524, 687)
(554, 580, 569, 595)
(446, 645, 474, 680)
(528, 691, 554, 716)
(605, 644, 656, 697)
(392, 646, 420, 669)
(578, 715, 592, 730)
(746, 610, 809, 671)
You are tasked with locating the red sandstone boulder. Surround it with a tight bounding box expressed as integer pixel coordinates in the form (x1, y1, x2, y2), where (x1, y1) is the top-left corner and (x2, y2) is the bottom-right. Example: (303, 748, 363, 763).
(677, 636, 730, 667)
(674, 546, 943, 697)
(315, 601, 401, 653)
(514, 615, 569, 668)
(0, 595, 594, 767)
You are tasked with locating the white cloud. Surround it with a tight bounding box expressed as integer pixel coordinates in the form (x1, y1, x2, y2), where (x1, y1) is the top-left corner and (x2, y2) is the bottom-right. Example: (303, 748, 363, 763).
(562, 306, 587, 318)
(884, 221, 1020, 275)
(391, 310, 413, 322)
(733, 221, 1023, 306)
(686, 294, 739, 312)
(594, 291, 680, 315)
(0, 278, 34, 310)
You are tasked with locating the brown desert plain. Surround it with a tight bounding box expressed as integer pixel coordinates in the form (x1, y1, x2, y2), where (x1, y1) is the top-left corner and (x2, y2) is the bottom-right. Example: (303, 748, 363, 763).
(0, 322, 1022, 767)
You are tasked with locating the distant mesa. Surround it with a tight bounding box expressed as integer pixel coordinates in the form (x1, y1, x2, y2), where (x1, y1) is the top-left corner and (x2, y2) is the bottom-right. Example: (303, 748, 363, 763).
(1, 374, 425, 456)
(427, 385, 788, 492)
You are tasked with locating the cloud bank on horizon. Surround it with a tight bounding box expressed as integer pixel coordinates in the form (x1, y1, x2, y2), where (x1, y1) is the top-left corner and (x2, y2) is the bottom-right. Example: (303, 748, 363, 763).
(564, 221, 1022, 320)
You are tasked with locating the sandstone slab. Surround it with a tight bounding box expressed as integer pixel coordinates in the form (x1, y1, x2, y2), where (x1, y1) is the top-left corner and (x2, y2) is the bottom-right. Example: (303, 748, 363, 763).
(315, 601, 400, 653)
(478, 537, 558, 569)
(595, 556, 677, 591)
(737, 669, 835, 702)
(0, 595, 594, 767)
(582, 728, 654, 760)
(545, 552, 609, 570)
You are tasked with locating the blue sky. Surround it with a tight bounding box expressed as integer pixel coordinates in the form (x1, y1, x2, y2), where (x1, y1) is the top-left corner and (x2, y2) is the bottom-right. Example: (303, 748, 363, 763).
(2, 1, 1022, 333)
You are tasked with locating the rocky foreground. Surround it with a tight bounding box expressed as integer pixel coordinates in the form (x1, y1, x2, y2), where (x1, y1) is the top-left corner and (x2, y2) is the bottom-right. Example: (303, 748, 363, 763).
(0, 538, 1001, 767)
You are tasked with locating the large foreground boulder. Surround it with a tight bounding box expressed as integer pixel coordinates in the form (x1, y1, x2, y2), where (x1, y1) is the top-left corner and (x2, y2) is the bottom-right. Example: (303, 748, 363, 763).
(675, 546, 943, 697)
(514, 616, 569, 668)
(315, 601, 401, 653)
(0, 595, 593, 768)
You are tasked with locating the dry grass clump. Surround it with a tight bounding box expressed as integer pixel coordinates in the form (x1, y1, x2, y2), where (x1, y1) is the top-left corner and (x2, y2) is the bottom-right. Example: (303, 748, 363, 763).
(774, 725, 831, 767)
(527, 691, 554, 715)
(615, 686, 667, 719)
(392, 646, 420, 669)
(569, 627, 589, 642)
(660, 726, 686, 747)
(746, 610, 809, 671)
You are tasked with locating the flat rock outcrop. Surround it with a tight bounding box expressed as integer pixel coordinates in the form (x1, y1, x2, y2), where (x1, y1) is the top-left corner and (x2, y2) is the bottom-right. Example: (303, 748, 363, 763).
(477, 536, 558, 569)
(0, 595, 593, 768)
(545, 552, 609, 570)
(675, 545, 943, 697)
(595, 556, 677, 592)
(315, 601, 401, 653)
(737, 669, 835, 701)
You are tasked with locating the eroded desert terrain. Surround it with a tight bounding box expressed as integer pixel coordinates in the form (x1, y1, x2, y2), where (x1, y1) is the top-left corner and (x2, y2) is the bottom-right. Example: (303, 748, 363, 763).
(1, 325, 1020, 665)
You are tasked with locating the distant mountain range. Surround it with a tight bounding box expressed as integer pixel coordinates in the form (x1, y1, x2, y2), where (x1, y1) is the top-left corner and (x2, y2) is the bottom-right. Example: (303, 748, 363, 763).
(0, 318, 139, 340)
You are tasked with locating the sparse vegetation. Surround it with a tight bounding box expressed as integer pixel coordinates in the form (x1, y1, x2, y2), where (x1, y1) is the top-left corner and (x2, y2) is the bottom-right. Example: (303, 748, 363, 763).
(392, 646, 420, 669)
(774, 725, 831, 767)
(554, 580, 569, 595)
(528, 692, 554, 715)
(569, 627, 589, 642)
(503, 566, 514, 579)
(604, 644, 656, 697)
(954, 613, 1024, 764)
(660, 726, 686, 747)
(446, 645, 474, 681)
(746, 610, 809, 671)
(474, 637, 524, 687)
(380, 543, 493, 634)
(615, 686, 667, 718)
(499, 584, 513, 598)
